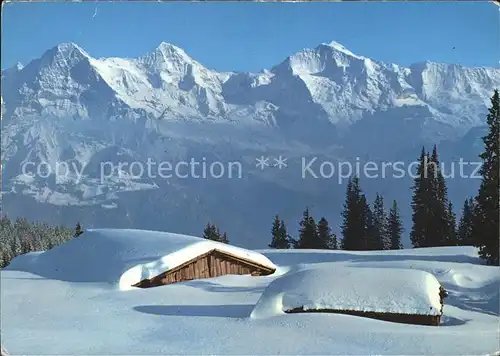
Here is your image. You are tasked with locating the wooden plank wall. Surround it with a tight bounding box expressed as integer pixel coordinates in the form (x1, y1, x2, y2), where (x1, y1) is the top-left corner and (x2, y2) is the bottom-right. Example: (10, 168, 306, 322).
(134, 250, 272, 288)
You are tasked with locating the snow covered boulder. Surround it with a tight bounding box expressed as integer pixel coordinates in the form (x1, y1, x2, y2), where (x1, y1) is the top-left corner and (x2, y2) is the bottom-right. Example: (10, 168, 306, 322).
(250, 265, 447, 326)
(5, 229, 276, 290)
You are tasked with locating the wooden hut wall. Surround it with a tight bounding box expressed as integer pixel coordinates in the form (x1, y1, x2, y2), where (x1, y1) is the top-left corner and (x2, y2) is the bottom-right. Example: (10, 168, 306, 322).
(133, 249, 274, 288)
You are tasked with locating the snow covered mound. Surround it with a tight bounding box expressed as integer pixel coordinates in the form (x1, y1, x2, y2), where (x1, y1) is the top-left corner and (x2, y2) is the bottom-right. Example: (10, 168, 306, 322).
(5, 228, 276, 289)
(251, 265, 444, 320)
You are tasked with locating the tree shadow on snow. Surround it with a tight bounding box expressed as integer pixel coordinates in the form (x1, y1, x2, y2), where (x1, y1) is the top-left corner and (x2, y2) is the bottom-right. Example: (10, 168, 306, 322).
(133, 304, 254, 318)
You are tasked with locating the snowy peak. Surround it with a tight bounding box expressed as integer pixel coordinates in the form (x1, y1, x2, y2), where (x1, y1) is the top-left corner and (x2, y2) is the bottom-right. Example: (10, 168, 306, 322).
(322, 41, 363, 59)
(2, 40, 499, 130)
(39, 42, 90, 69)
(139, 42, 198, 74)
(276, 41, 368, 76)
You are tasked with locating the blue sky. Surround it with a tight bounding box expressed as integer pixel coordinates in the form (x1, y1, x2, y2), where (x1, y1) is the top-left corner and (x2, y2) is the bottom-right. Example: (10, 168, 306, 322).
(2, 1, 499, 71)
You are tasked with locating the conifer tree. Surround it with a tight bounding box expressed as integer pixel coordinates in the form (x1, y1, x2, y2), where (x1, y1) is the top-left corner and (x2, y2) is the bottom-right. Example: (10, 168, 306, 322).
(457, 198, 474, 246)
(317, 217, 337, 249)
(472, 90, 500, 265)
(362, 195, 377, 250)
(269, 215, 290, 249)
(444, 201, 457, 246)
(429, 145, 453, 246)
(411, 147, 431, 248)
(387, 200, 403, 250)
(341, 176, 367, 250)
(202, 222, 221, 242)
(296, 208, 319, 249)
(278, 219, 291, 249)
(411, 145, 453, 248)
(74, 222, 83, 237)
(220, 231, 229, 244)
(372, 193, 387, 250)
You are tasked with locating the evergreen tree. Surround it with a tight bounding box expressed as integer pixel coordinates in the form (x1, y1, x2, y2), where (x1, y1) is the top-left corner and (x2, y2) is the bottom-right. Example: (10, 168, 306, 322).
(74, 222, 83, 237)
(0, 215, 74, 268)
(278, 219, 291, 249)
(269, 215, 290, 249)
(387, 200, 404, 250)
(457, 198, 474, 246)
(411, 145, 453, 248)
(362, 195, 377, 250)
(444, 201, 457, 246)
(202, 222, 221, 242)
(317, 217, 337, 249)
(429, 145, 453, 246)
(410, 147, 432, 248)
(220, 232, 229, 244)
(269, 215, 281, 248)
(371, 194, 387, 250)
(472, 90, 500, 265)
(296, 208, 319, 249)
(341, 176, 367, 250)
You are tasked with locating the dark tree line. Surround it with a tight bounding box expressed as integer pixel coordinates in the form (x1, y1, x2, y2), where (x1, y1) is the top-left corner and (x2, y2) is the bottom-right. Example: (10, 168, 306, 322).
(410, 145, 457, 248)
(409, 90, 499, 264)
(267, 90, 499, 266)
(0, 216, 78, 268)
(268, 186, 403, 252)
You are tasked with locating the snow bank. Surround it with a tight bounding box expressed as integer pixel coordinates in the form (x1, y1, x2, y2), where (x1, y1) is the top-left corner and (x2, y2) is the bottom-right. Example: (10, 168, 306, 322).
(5, 229, 276, 289)
(251, 265, 444, 319)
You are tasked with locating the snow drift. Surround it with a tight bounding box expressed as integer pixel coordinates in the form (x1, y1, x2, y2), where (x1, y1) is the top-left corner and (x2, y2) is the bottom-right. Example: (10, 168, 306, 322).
(5, 228, 276, 290)
(2, 233, 499, 355)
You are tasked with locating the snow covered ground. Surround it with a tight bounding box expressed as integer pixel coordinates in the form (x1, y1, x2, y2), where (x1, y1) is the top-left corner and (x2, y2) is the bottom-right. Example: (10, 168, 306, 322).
(1, 230, 499, 355)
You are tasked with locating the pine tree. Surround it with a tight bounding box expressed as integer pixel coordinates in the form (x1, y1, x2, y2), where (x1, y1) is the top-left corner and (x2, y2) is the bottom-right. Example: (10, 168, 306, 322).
(472, 90, 500, 265)
(269, 215, 290, 249)
(362, 195, 377, 250)
(278, 219, 291, 249)
(411, 145, 453, 248)
(220, 232, 229, 244)
(74, 222, 83, 237)
(429, 145, 452, 246)
(317, 217, 337, 249)
(341, 176, 367, 250)
(371, 194, 387, 250)
(387, 200, 403, 249)
(457, 198, 474, 246)
(296, 208, 319, 249)
(411, 147, 432, 248)
(202, 222, 221, 242)
(269, 215, 281, 248)
(444, 201, 457, 246)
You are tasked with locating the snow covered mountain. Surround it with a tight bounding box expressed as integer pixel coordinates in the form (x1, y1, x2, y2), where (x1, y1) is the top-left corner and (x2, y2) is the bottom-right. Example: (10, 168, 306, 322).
(1, 41, 498, 248)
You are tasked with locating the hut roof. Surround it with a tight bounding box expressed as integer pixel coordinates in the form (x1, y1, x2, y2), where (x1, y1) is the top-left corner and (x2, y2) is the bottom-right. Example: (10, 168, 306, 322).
(251, 264, 444, 319)
(5, 229, 276, 289)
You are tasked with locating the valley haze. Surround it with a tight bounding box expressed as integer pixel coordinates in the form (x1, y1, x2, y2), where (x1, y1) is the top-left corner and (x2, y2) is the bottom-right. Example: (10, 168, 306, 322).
(1, 40, 499, 248)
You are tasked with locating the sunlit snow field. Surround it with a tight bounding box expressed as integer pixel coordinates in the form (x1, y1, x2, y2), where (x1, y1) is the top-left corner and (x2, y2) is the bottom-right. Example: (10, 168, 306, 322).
(1, 229, 499, 355)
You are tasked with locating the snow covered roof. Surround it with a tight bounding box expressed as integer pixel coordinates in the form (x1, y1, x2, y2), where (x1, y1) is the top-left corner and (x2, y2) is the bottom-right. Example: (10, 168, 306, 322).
(5, 228, 276, 290)
(251, 264, 444, 319)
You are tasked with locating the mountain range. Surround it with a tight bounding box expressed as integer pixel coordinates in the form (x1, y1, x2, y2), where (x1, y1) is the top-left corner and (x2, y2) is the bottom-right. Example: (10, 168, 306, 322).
(1, 41, 498, 248)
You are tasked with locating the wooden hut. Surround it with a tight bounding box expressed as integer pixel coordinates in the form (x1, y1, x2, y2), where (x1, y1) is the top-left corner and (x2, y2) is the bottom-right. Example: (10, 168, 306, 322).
(251, 265, 448, 326)
(133, 248, 276, 288)
(284, 281, 448, 326)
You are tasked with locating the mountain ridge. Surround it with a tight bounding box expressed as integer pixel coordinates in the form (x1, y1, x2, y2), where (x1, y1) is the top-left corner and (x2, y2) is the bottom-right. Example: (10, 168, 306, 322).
(1, 40, 497, 248)
(2, 40, 499, 131)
